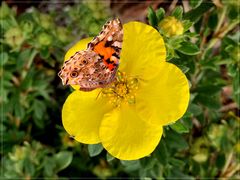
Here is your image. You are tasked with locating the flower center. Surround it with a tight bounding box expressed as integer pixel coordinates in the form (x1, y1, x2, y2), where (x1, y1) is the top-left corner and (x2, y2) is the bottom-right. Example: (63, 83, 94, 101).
(101, 71, 139, 107)
(115, 83, 128, 97)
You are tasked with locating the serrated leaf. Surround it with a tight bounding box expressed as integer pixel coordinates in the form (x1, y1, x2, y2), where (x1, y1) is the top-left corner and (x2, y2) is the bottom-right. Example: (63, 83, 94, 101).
(171, 6, 183, 19)
(177, 42, 200, 55)
(147, 6, 158, 27)
(88, 143, 103, 157)
(54, 151, 73, 172)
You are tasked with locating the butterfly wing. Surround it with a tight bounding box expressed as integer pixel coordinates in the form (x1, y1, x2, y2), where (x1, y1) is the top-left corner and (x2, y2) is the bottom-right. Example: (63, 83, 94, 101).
(58, 18, 123, 91)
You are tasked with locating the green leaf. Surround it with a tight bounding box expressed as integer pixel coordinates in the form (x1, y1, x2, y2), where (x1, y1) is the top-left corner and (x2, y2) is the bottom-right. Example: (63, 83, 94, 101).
(196, 84, 223, 95)
(121, 160, 141, 172)
(165, 130, 189, 150)
(177, 42, 200, 55)
(232, 74, 240, 107)
(156, 8, 165, 22)
(0, 52, 8, 65)
(33, 100, 45, 119)
(23, 158, 35, 176)
(155, 139, 168, 165)
(170, 157, 185, 167)
(216, 153, 225, 169)
(43, 157, 56, 177)
(147, 6, 158, 27)
(188, 103, 203, 116)
(182, 20, 193, 32)
(168, 167, 194, 179)
(88, 143, 103, 157)
(17, 49, 32, 70)
(140, 156, 156, 170)
(54, 151, 73, 172)
(228, 5, 239, 20)
(106, 153, 115, 162)
(189, 0, 203, 8)
(170, 121, 189, 133)
(171, 6, 183, 20)
(178, 65, 190, 73)
(208, 12, 218, 29)
(39, 47, 50, 59)
(196, 95, 221, 109)
(184, 3, 214, 22)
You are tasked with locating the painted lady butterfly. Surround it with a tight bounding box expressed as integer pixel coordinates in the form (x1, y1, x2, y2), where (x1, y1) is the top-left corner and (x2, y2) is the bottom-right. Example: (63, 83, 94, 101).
(58, 18, 123, 91)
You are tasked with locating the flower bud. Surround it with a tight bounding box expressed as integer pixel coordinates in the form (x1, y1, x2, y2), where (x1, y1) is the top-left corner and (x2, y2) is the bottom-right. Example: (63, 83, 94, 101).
(0, 2, 10, 19)
(20, 20, 34, 34)
(57, 27, 69, 43)
(39, 13, 53, 29)
(4, 27, 24, 48)
(158, 16, 184, 37)
(37, 32, 52, 46)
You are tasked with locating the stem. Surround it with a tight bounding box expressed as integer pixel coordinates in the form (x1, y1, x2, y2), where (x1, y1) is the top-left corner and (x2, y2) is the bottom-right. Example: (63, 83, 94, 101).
(221, 151, 233, 176)
(225, 164, 240, 178)
(214, 7, 227, 36)
(202, 19, 240, 59)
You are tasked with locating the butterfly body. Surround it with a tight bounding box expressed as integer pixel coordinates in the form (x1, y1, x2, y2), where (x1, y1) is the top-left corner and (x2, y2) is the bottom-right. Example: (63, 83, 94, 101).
(58, 18, 123, 91)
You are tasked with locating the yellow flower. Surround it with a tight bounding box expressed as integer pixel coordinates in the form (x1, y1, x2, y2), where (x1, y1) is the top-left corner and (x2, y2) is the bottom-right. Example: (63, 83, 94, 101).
(62, 21, 190, 160)
(158, 16, 184, 37)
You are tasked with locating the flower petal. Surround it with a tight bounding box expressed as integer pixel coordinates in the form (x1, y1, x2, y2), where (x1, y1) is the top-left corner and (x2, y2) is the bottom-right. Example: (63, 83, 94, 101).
(99, 104, 163, 160)
(64, 37, 93, 90)
(64, 37, 93, 61)
(136, 62, 190, 125)
(120, 21, 166, 80)
(62, 90, 113, 144)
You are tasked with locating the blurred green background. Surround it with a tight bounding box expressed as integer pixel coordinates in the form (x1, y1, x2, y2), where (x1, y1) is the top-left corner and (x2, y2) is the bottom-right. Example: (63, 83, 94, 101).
(0, 0, 239, 179)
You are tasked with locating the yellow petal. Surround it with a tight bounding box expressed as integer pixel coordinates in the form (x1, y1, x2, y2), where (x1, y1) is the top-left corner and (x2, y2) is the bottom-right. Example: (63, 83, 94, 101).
(64, 37, 93, 90)
(64, 37, 93, 61)
(136, 62, 190, 125)
(62, 90, 113, 144)
(120, 21, 166, 80)
(99, 104, 163, 160)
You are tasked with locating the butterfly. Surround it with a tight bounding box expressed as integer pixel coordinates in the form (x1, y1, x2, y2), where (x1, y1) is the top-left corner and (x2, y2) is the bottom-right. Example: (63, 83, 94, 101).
(58, 18, 123, 91)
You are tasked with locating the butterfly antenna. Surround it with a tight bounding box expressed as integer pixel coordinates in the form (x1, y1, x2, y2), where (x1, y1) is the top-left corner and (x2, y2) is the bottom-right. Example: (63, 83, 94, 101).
(96, 89, 103, 100)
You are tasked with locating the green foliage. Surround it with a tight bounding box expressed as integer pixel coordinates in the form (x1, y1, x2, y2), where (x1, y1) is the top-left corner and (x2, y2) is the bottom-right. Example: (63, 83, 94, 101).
(146, 3, 239, 179)
(88, 143, 104, 157)
(147, 6, 158, 27)
(0, 1, 110, 178)
(2, 141, 73, 178)
(1, 1, 239, 179)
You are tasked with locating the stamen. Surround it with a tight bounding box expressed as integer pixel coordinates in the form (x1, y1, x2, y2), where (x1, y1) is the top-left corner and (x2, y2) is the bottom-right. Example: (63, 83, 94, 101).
(101, 71, 139, 107)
